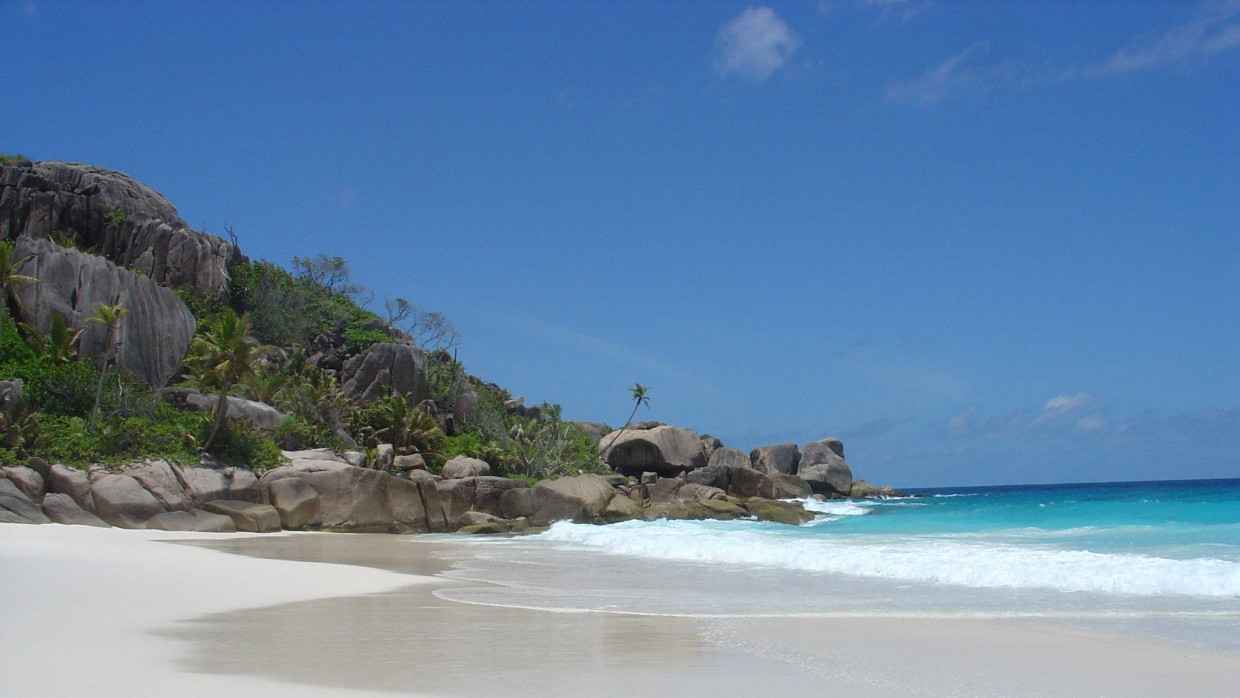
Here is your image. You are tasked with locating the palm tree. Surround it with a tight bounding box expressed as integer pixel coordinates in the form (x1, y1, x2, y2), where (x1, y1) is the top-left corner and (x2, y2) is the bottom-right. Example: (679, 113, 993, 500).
(598, 383, 650, 466)
(186, 309, 264, 450)
(87, 303, 130, 431)
(0, 240, 38, 330)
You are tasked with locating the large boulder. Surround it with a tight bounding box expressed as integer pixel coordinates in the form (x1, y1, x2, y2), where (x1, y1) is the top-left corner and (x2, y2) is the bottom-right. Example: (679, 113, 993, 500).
(124, 460, 193, 512)
(90, 473, 166, 528)
(530, 474, 616, 525)
(0, 379, 22, 409)
(163, 388, 283, 429)
(48, 464, 95, 511)
(0, 160, 241, 291)
(340, 342, 430, 404)
(265, 477, 321, 529)
(686, 461, 769, 499)
(798, 438, 853, 496)
(749, 443, 801, 475)
(260, 457, 445, 533)
(762, 473, 812, 499)
(707, 447, 749, 470)
(441, 456, 491, 479)
(602, 493, 644, 523)
(180, 466, 260, 505)
(1, 465, 45, 500)
(601, 425, 708, 477)
(145, 509, 237, 533)
(0, 478, 50, 524)
(438, 476, 526, 521)
(40, 492, 109, 527)
(202, 500, 282, 533)
(13, 236, 195, 387)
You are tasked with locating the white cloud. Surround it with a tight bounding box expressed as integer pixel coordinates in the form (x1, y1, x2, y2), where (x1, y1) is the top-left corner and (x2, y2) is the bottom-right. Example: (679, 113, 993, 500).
(887, 2, 1240, 104)
(945, 405, 979, 436)
(1041, 393, 1094, 415)
(1082, 1, 1240, 77)
(1076, 413, 1109, 431)
(714, 7, 801, 83)
(883, 41, 1007, 104)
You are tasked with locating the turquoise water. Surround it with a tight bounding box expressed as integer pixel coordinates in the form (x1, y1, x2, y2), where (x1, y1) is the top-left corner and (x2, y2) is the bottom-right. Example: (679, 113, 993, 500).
(430, 478, 1240, 650)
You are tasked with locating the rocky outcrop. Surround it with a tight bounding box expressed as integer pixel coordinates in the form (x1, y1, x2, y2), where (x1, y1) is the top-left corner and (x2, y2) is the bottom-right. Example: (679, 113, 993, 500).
(601, 424, 708, 477)
(40, 492, 109, 527)
(266, 477, 321, 529)
(145, 509, 237, 532)
(530, 474, 616, 525)
(48, 464, 95, 511)
(441, 456, 491, 479)
(202, 500, 282, 533)
(0, 160, 241, 291)
(438, 476, 527, 523)
(340, 342, 430, 404)
(749, 442, 800, 475)
(179, 466, 260, 505)
(13, 236, 195, 388)
(163, 387, 284, 429)
(687, 462, 770, 499)
(89, 472, 165, 528)
(798, 438, 853, 496)
(258, 450, 446, 533)
(0, 379, 22, 409)
(125, 460, 194, 512)
(0, 477, 50, 524)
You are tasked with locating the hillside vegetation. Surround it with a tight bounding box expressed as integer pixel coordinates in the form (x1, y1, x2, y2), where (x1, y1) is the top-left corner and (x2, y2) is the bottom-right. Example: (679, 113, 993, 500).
(0, 159, 614, 479)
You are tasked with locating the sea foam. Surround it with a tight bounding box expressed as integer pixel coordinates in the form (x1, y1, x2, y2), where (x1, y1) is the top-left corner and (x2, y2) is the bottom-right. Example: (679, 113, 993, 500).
(537, 519, 1240, 598)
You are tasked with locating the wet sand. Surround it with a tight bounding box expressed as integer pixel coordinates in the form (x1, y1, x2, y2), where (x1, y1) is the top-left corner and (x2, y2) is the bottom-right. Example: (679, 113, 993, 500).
(3, 524, 1238, 697)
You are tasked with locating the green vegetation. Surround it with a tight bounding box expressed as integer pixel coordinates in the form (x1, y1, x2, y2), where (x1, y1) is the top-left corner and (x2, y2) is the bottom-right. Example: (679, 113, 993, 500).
(184, 309, 266, 449)
(2, 227, 615, 482)
(0, 303, 212, 467)
(0, 154, 27, 166)
(103, 207, 127, 228)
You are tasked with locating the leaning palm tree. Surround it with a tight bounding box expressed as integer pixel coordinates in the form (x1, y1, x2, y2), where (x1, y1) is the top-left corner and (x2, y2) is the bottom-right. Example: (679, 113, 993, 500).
(0, 240, 38, 330)
(87, 303, 130, 431)
(185, 309, 264, 450)
(597, 383, 650, 466)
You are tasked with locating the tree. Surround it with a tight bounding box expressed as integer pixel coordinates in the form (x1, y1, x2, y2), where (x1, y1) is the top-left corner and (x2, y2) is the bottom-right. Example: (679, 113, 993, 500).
(598, 383, 650, 465)
(291, 254, 365, 299)
(186, 309, 265, 450)
(408, 307, 460, 352)
(0, 240, 38, 331)
(87, 303, 130, 431)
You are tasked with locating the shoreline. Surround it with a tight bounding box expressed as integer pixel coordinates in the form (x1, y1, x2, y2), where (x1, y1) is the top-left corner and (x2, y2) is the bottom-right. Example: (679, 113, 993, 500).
(3, 523, 1239, 697)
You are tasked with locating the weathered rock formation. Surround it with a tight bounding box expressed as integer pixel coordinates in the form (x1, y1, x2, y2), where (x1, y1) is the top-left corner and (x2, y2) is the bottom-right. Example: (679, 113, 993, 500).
(13, 236, 195, 387)
(340, 342, 430, 404)
(0, 160, 241, 291)
(601, 424, 709, 477)
(163, 387, 283, 429)
(750, 442, 801, 475)
(258, 449, 447, 533)
(798, 438, 854, 496)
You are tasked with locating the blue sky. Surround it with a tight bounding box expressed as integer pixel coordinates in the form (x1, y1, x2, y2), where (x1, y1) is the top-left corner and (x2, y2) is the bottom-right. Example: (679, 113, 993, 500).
(4, 1, 1238, 487)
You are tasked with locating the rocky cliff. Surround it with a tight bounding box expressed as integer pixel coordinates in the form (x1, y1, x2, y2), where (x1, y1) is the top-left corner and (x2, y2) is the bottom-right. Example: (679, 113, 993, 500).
(0, 159, 241, 291)
(13, 236, 195, 388)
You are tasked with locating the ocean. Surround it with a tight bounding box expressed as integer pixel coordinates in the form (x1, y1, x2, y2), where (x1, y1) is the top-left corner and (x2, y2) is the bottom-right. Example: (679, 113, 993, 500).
(429, 478, 1240, 652)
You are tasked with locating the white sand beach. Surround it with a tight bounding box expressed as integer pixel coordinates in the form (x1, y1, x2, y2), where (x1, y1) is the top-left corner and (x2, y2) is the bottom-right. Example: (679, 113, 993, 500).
(3, 523, 1238, 698)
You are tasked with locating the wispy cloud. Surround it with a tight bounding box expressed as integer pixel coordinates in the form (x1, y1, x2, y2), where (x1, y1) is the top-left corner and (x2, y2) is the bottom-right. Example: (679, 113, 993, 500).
(940, 394, 1240, 449)
(1079, 1, 1240, 77)
(714, 6, 801, 83)
(886, 2, 1240, 104)
(819, 0, 933, 23)
(883, 41, 1019, 104)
